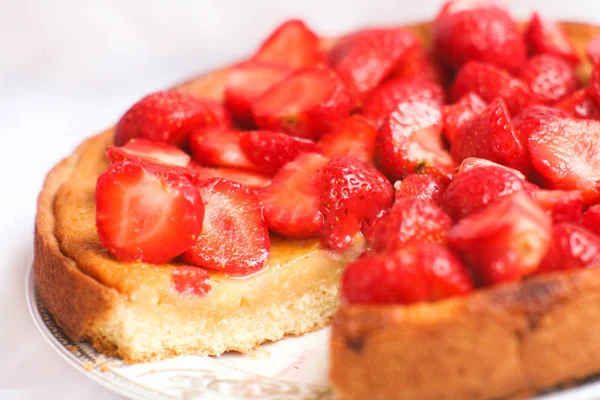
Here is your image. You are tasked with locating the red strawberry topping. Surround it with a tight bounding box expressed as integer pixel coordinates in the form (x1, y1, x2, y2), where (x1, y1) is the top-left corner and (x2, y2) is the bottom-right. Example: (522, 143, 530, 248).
(188, 163, 271, 189)
(320, 156, 394, 250)
(442, 92, 487, 143)
(555, 89, 600, 120)
(183, 178, 270, 276)
(106, 139, 191, 167)
(517, 54, 578, 103)
(394, 173, 445, 204)
(342, 243, 473, 305)
(259, 153, 328, 238)
(328, 27, 419, 97)
(448, 192, 552, 284)
(539, 223, 600, 272)
(317, 115, 378, 165)
(253, 19, 324, 68)
(171, 266, 212, 297)
(189, 128, 255, 170)
(96, 161, 204, 263)
(389, 46, 450, 87)
(252, 68, 354, 140)
(581, 204, 600, 235)
(114, 91, 230, 147)
(525, 12, 580, 65)
(532, 189, 583, 224)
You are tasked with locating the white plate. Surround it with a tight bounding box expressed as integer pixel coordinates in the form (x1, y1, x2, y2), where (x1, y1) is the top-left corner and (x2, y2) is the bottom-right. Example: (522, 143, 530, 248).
(26, 266, 600, 400)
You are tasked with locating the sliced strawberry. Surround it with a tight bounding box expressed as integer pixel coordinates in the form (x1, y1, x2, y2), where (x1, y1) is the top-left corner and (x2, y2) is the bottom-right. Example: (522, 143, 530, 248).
(375, 101, 454, 182)
(539, 223, 600, 273)
(188, 163, 271, 189)
(252, 68, 354, 140)
(582, 204, 600, 235)
(389, 46, 450, 87)
(183, 178, 269, 276)
(224, 62, 291, 126)
(433, 1, 526, 71)
(114, 91, 230, 147)
(328, 27, 419, 97)
(320, 156, 394, 250)
(525, 12, 580, 65)
(442, 92, 487, 143)
(259, 153, 328, 238)
(189, 128, 255, 170)
(512, 105, 569, 145)
(203, 99, 234, 129)
(588, 63, 600, 106)
(528, 117, 600, 204)
(171, 266, 212, 297)
(456, 157, 526, 180)
(253, 19, 324, 68)
(586, 34, 600, 65)
(239, 130, 317, 175)
(451, 97, 531, 175)
(342, 243, 473, 305)
(394, 173, 445, 203)
(450, 61, 535, 114)
(532, 189, 583, 224)
(447, 192, 552, 285)
(106, 139, 191, 167)
(517, 54, 578, 104)
(317, 115, 377, 165)
(361, 78, 445, 129)
(96, 161, 204, 263)
(369, 198, 452, 253)
(555, 89, 600, 120)
(441, 165, 535, 221)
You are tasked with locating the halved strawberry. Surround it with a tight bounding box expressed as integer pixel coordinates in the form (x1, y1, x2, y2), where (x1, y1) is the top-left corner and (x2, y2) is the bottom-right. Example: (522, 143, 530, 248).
(171, 266, 212, 297)
(342, 243, 473, 305)
(532, 189, 583, 224)
(433, 1, 526, 71)
(259, 153, 328, 238)
(106, 139, 191, 167)
(525, 12, 580, 65)
(114, 91, 230, 147)
(375, 101, 454, 182)
(447, 192, 552, 285)
(183, 178, 269, 276)
(389, 46, 450, 87)
(224, 62, 291, 126)
(512, 105, 569, 145)
(442, 92, 487, 143)
(188, 163, 271, 189)
(239, 130, 317, 175)
(317, 115, 377, 165)
(456, 157, 526, 179)
(586, 34, 600, 65)
(320, 156, 394, 250)
(252, 19, 324, 68)
(189, 128, 254, 170)
(369, 198, 453, 253)
(328, 27, 419, 97)
(555, 89, 600, 120)
(394, 173, 445, 203)
(517, 54, 578, 104)
(451, 97, 531, 175)
(361, 78, 445, 129)
(252, 68, 354, 140)
(441, 165, 535, 221)
(528, 117, 600, 204)
(96, 161, 204, 263)
(539, 223, 600, 273)
(582, 204, 600, 235)
(450, 61, 535, 114)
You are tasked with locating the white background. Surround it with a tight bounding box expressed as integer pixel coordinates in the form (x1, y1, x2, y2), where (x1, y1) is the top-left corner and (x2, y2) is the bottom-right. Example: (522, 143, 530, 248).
(2, 1, 600, 399)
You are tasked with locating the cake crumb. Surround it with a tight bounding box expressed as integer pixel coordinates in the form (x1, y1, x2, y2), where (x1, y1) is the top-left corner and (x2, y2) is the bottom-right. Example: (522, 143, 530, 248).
(248, 347, 271, 360)
(67, 345, 78, 354)
(83, 361, 94, 372)
(98, 362, 110, 373)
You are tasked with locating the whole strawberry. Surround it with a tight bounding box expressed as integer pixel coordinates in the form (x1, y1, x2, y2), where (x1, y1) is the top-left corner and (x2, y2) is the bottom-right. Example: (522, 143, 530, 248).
(320, 156, 394, 250)
(433, 0, 526, 71)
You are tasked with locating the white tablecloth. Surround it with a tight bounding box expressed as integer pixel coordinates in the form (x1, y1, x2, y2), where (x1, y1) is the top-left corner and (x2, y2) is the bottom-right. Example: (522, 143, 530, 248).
(2, 1, 600, 398)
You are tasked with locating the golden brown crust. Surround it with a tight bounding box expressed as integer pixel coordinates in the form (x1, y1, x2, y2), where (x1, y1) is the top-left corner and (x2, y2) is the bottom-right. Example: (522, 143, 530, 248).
(330, 21, 600, 400)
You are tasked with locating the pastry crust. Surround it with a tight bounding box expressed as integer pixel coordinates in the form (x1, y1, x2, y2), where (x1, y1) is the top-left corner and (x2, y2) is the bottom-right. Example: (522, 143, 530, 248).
(330, 21, 600, 400)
